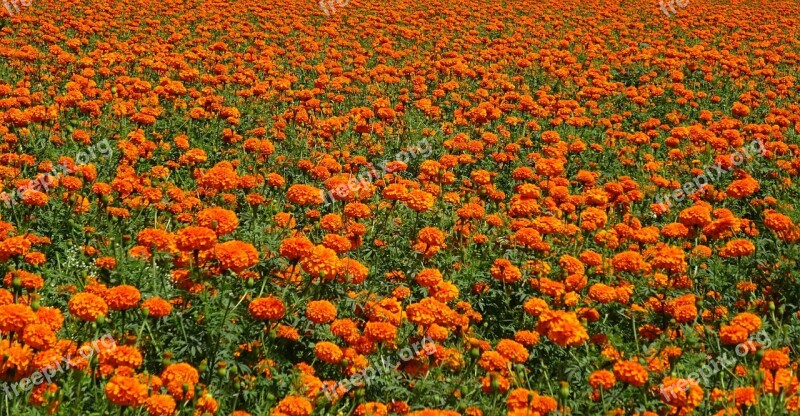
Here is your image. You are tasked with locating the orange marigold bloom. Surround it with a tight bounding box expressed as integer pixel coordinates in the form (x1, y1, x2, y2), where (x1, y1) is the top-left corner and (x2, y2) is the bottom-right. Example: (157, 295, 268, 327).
(322, 234, 351, 254)
(719, 325, 749, 345)
(105, 285, 141, 311)
(523, 298, 549, 317)
(344, 202, 372, 219)
(478, 350, 509, 372)
(0, 235, 32, 261)
(215, 240, 259, 272)
(274, 396, 313, 416)
(730, 312, 761, 333)
(588, 284, 617, 304)
(249, 297, 286, 321)
(364, 321, 397, 343)
(355, 403, 389, 416)
(732, 386, 756, 407)
(35, 306, 64, 332)
(144, 394, 177, 416)
(4, 270, 44, 291)
(161, 363, 199, 401)
(490, 259, 522, 284)
(286, 184, 324, 206)
(198, 163, 239, 191)
(279, 236, 314, 260)
(611, 251, 646, 273)
(94, 256, 117, 270)
(0, 288, 11, 306)
(196, 207, 239, 235)
(338, 258, 369, 284)
(175, 226, 217, 251)
(589, 370, 616, 390)
(300, 245, 340, 280)
(196, 394, 219, 414)
(678, 205, 713, 227)
(506, 388, 558, 414)
(764, 211, 793, 233)
(659, 376, 703, 409)
(404, 190, 435, 212)
(23, 252, 46, 266)
(67, 292, 108, 322)
(306, 300, 337, 324)
(760, 350, 790, 370)
(22, 323, 56, 350)
(314, 341, 344, 364)
(536, 309, 588, 348)
(142, 297, 173, 318)
(415, 268, 443, 287)
(136, 228, 173, 252)
(496, 339, 529, 363)
(718, 239, 755, 258)
(104, 375, 148, 406)
(514, 330, 540, 347)
(613, 360, 648, 387)
(726, 177, 760, 199)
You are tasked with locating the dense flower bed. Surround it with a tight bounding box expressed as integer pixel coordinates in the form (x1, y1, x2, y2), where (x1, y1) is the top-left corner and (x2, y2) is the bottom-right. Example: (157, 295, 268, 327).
(1, 0, 800, 414)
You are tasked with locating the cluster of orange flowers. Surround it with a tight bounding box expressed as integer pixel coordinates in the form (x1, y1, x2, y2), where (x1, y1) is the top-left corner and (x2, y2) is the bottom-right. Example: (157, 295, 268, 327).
(1, 0, 800, 414)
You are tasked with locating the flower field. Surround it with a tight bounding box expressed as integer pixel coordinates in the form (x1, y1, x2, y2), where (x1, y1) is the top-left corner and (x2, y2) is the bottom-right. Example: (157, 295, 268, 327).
(2, 0, 800, 414)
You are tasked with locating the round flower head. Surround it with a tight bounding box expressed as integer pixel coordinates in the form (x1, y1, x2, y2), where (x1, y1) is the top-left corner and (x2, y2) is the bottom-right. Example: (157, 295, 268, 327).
(105, 285, 141, 311)
(68, 292, 108, 322)
(249, 297, 286, 321)
(305, 300, 337, 324)
(196, 207, 239, 235)
(175, 226, 217, 251)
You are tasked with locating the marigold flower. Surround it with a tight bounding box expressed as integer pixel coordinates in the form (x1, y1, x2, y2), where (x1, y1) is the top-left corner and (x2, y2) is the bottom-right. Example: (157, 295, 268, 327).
(21, 323, 56, 350)
(537, 310, 588, 347)
(175, 226, 217, 251)
(314, 341, 344, 364)
(105, 285, 141, 311)
(249, 297, 286, 321)
(161, 363, 199, 400)
(142, 297, 173, 318)
(588, 284, 617, 304)
(364, 321, 397, 343)
(274, 396, 313, 416)
(215, 240, 259, 272)
(611, 251, 646, 273)
(287, 184, 324, 206)
(760, 350, 790, 370)
(719, 324, 749, 345)
(496, 339, 528, 363)
(104, 375, 148, 406)
(490, 259, 522, 284)
(67, 292, 108, 322)
(305, 300, 337, 324)
(196, 207, 239, 235)
(4, 270, 44, 291)
(719, 239, 755, 258)
(300, 245, 340, 280)
(144, 394, 177, 416)
(279, 236, 314, 260)
(730, 312, 761, 333)
(612, 360, 648, 387)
